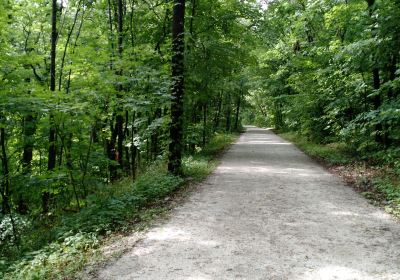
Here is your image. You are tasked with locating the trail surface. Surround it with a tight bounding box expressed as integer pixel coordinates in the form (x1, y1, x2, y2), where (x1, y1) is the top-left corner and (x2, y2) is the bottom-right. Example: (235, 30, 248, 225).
(97, 127, 400, 280)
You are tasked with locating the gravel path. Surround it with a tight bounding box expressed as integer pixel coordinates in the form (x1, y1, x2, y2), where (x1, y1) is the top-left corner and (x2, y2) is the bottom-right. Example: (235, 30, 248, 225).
(97, 127, 400, 280)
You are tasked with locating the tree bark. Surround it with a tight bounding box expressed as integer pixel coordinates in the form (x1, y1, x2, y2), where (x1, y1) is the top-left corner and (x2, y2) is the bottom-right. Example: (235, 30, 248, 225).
(0, 126, 10, 214)
(48, 0, 58, 172)
(366, 0, 384, 144)
(202, 102, 207, 147)
(44, 0, 58, 213)
(225, 94, 231, 132)
(234, 93, 241, 131)
(108, 0, 125, 181)
(213, 93, 222, 132)
(168, 0, 186, 174)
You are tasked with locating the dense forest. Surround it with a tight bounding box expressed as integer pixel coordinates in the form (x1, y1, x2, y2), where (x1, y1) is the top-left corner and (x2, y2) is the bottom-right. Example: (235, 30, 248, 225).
(1, 0, 399, 278)
(249, 0, 400, 160)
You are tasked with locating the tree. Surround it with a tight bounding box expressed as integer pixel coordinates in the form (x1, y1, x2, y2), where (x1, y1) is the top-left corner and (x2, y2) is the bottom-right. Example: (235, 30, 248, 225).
(168, 0, 186, 174)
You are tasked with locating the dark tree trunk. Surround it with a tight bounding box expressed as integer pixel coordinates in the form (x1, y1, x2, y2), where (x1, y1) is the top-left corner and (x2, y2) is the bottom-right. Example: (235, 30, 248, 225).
(213, 93, 222, 132)
(234, 94, 241, 131)
(0, 124, 18, 240)
(225, 94, 232, 132)
(22, 114, 35, 172)
(367, 0, 384, 145)
(116, 114, 124, 166)
(131, 112, 137, 181)
(1, 126, 10, 214)
(168, 0, 186, 175)
(107, 0, 115, 70)
(108, 0, 125, 181)
(372, 68, 381, 109)
(388, 55, 397, 99)
(274, 101, 284, 130)
(116, 0, 124, 169)
(20, 113, 34, 212)
(202, 102, 207, 147)
(152, 108, 162, 159)
(44, 0, 58, 213)
(48, 0, 58, 172)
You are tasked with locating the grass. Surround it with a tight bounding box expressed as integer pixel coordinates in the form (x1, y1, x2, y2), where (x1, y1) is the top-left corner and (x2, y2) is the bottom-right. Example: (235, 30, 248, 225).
(1, 132, 239, 280)
(182, 132, 239, 181)
(278, 131, 400, 219)
(278, 132, 354, 165)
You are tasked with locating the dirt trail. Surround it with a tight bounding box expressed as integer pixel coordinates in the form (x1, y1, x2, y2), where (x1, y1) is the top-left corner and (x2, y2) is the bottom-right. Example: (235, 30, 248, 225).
(97, 127, 400, 280)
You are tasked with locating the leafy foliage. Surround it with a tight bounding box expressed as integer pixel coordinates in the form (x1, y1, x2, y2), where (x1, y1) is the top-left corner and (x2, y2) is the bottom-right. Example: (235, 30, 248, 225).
(246, 0, 400, 165)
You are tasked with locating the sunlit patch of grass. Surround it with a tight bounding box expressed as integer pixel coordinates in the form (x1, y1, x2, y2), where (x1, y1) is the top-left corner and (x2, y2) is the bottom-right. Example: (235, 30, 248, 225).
(182, 156, 215, 182)
(182, 132, 239, 182)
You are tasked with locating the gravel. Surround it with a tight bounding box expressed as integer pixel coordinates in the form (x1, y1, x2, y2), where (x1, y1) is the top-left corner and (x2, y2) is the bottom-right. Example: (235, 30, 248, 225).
(97, 127, 400, 280)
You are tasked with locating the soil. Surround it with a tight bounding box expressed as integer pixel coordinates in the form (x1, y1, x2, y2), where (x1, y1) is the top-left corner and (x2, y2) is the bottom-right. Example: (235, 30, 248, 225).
(95, 127, 400, 280)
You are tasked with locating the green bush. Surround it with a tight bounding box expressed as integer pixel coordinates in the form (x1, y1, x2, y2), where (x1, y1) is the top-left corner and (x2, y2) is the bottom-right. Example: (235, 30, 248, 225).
(182, 132, 238, 181)
(2, 168, 183, 279)
(182, 156, 214, 181)
(135, 171, 184, 202)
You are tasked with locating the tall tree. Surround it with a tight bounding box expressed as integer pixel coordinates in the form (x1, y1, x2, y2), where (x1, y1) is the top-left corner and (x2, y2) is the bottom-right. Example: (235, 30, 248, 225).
(48, 0, 58, 171)
(43, 0, 59, 213)
(168, 0, 186, 174)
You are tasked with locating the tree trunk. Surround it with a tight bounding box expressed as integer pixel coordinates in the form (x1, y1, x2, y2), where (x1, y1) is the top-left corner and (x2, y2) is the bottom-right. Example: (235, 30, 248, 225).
(234, 94, 241, 131)
(22, 114, 35, 172)
(131, 112, 137, 181)
(367, 0, 384, 145)
(48, 0, 58, 172)
(202, 102, 207, 147)
(44, 0, 58, 213)
(168, 0, 186, 175)
(108, 0, 125, 181)
(152, 108, 162, 159)
(0, 126, 10, 214)
(213, 93, 222, 132)
(116, 0, 124, 169)
(225, 94, 231, 132)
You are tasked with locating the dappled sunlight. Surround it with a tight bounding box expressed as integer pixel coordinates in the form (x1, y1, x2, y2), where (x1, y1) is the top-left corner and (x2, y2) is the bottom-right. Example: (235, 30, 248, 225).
(196, 240, 220, 247)
(133, 246, 155, 256)
(218, 165, 289, 175)
(147, 227, 191, 242)
(237, 140, 292, 145)
(331, 210, 394, 223)
(146, 226, 221, 248)
(330, 211, 360, 217)
(217, 165, 327, 177)
(297, 265, 395, 280)
(370, 211, 393, 221)
(185, 275, 213, 280)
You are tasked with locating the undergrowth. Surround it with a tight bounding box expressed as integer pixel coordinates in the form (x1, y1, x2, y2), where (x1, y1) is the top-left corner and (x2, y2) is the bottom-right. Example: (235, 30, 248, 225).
(182, 133, 238, 181)
(1, 132, 238, 280)
(278, 132, 355, 165)
(279, 131, 400, 219)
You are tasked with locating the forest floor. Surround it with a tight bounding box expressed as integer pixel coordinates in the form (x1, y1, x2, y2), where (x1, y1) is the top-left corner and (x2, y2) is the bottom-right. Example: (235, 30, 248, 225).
(91, 127, 400, 279)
